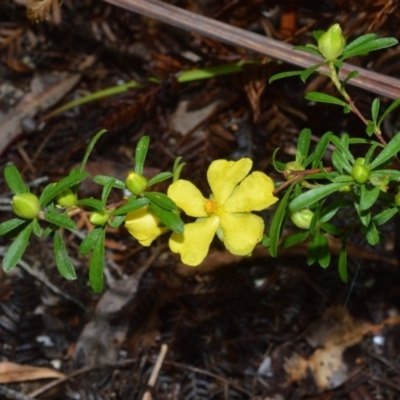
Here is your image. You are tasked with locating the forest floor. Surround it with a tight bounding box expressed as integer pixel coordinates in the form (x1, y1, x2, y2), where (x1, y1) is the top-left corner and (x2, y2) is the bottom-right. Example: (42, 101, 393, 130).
(1, 1, 400, 399)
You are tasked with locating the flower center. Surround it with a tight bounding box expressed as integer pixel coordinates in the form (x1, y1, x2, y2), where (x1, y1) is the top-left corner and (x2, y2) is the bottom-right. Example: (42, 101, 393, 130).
(204, 198, 220, 215)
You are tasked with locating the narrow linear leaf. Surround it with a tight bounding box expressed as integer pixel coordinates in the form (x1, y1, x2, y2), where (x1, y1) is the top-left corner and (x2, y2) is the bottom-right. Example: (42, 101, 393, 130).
(108, 215, 125, 228)
(150, 202, 184, 234)
(3, 223, 33, 272)
(40, 171, 89, 207)
(294, 45, 323, 57)
(378, 98, 400, 128)
(310, 131, 332, 168)
(44, 212, 77, 231)
(92, 175, 126, 189)
(147, 172, 173, 187)
(101, 179, 115, 206)
(307, 231, 330, 268)
(144, 192, 177, 211)
(365, 222, 380, 246)
(342, 70, 359, 85)
(269, 70, 303, 84)
(268, 185, 293, 257)
(373, 207, 398, 226)
(332, 150, 352, 174)
(341, 38, 398, 60)
(112, 197, 149, 216)
(4, 165, 28, 195)
(330, 135, 355, 163)
(370, 133, 400, 169)
(289, 182, 349, 212)
(80, 226, 103, 256)
(79, 129, 107, 172)
(305, 92, 348, 108)
(54, 230, 77, 280)
(342, 33, 377, 54)
(281, 231, 309, 249)
(300, 62, 326, 82)
(77, 198, 105, 211)
(0, 218, 27, 236)
(296, 128, 312, 164)
(89, 228, 106, 293)
(134, 136, 150, 175)
(371, 98, 380, 125)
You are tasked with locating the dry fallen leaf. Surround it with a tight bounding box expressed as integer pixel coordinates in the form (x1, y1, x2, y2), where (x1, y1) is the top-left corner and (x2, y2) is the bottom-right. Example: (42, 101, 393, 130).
(0, 361, 65, 383)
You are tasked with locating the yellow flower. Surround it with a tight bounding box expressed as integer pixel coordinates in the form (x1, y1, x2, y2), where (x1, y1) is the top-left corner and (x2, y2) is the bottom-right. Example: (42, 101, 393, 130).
(125, 205, 168, 246)
(167, 158, 278, 266)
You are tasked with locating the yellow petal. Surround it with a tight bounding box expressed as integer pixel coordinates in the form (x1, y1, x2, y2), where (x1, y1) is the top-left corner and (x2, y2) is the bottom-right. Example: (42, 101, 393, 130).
(219, 212, 264, 255)
(167, 180, 207, 217)
(207, 158, 252, 204)
(125, 206, 167, 246)
(224, 172, 278, 212)
(169, 215, 219, 266)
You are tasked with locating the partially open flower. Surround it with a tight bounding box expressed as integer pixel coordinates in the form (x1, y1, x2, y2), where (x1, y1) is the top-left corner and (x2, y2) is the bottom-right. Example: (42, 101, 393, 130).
(12, 193, 40, 220)
(125, 205, 168, 246)
(318, 24, 345, 61)
(167, 158, 279, 266)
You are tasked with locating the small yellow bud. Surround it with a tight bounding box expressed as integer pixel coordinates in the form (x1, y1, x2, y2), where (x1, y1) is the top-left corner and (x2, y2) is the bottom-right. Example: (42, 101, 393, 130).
(318, 24, 345, 61)
(125, 172, 147, 195)
(89, 210, 110, 226)
(12, 193, 40, 219)
(56, 188, 77, 208)
(290, 209, 314, 230)
(351, 158, 371, 184)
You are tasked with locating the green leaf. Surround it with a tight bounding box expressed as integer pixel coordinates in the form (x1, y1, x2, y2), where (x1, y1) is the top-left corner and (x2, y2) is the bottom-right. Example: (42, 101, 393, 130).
(312, 30, 324, 41)
(40, 170, 89, 207)
(80, 227, 103, 256)
(108, 215, 125, 228)
(310, 131, 332, 168)
(373, 207, 398, 226)
(4, 165, 28, 195)
(341, 37, 398, 60)
(32, 219, 41, 236)
(299, 62, 326, 82)
(342, 33, 378, 54)
(329, 135, 355, 163)
(289, 182, 349, 212)
(77, 198, 105, 211)
(320, 222, 342, 236)
(342, 70, 359, 85)
(2, 222, 33, 272)
(268, 70, 303, 84)
(101, 179, 115, 206)
(89, 227, 106, 293)
(144, 192, 177, 211)
(281, 231, 309, 248)
(370, 169, 400, 182)
(359, 184, 380, 211)
(366, 121, 376, 136)
(134, 136, 150, 175)
(0, 218, 27, 236)
(44, 212, 77, 231)
(92, 175, 126, 189)
(305, 92, 348, 108)
(269, 185, 292, 257)
(150, 202, 184, 234)
(338, 244, 348, 283)
(296, 128, 311, 164)
(370, 133, 400, 170)
(332, 150, 352, 174)
(354, 201, 371, 227)
(147, 172, 173, 187)
(294, 45, 323, 57)
(365, 222, 380, 246)
(112, 197, 149, 216)
(307, 231, 330, 268)
(378, 98, 400, 129)
(79, 129, 107, 172)
(320, 197, 344, 223)
(371, 98, 380, 125)
(54, 230, 77, 280)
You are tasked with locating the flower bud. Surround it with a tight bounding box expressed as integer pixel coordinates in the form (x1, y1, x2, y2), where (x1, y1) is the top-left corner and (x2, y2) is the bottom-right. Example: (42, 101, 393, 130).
(290, 209, 314, 230)
(56, 188, 77, 208)
(318, 24, 345, 61)
(125, 172, 147, 195)
(89, 210, 110, 226)
(12, 193, 40, 219)
(284, 161, 305, 180)
(351, 158, 371, 184)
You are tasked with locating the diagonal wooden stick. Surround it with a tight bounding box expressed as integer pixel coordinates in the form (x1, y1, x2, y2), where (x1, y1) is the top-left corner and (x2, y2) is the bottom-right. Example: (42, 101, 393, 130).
(103, 0, 400, 100)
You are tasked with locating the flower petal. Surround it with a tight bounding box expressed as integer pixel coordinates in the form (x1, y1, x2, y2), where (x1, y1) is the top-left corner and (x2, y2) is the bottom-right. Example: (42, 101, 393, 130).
(224, 172, 278, 212)
(168, 180, 207, 217)
(125, 206, 167, 246)
(169, 215, 219, 266)
(207, 158, 252, 204)
(219, 212, 264, 255)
